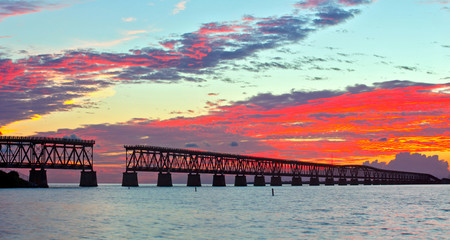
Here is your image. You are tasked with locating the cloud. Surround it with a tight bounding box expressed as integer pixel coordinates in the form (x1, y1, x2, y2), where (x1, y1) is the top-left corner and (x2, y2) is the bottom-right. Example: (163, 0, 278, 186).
(417, 1, 450, 5)
(75, 36, 139, 48)
(185, 143, 199, 148)
(126, 30, 147, 35)
(172, 0, 188, 15)
(364, 152, 450, 179)
(122, 17, 136, 22)
(0, 1, 373, 127)
(63, 134, 82, 140)
(35, 81, 449, 182)
(0, 0, 70, 22)
(396, 65, 417, 71)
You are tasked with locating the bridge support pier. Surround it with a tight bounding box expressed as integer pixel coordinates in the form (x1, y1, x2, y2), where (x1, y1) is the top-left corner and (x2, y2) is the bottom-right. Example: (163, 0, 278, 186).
(29, 169, 48, 188)
(350, 178, 359, 185)
(254, 175, 265, 186)
(372, 179, 380, 185)
(338, 178, 347, 185)
(122, 172, 139, 187)
(80, 170, 98, 187)
(292, 176, 302, 186)
(270, 176, 282, 186)
(309, 177, 320, 186)
(213, 174, 226, 186)
(157, 172, 173, 187)
(363, 179, 372, 185)
(325, 177, 334, 186)
(234, 175, 247, 186)
(187, 173, 201, 187)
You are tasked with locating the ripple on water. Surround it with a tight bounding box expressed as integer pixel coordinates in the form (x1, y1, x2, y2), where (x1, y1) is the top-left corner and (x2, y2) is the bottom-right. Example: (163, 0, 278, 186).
(0, 185, 449, 239)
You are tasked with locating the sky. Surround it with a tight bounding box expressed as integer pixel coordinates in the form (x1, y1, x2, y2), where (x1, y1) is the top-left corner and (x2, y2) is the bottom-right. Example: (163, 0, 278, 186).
(0, 0, 449, 182)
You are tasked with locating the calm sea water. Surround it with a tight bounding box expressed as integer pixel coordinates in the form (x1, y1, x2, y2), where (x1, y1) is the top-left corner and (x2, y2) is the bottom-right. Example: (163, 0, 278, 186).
(1, 184, 449, 239)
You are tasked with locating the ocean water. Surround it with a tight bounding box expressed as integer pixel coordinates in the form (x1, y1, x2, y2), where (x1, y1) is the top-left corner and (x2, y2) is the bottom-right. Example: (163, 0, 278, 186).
(1, 184, 449, 239)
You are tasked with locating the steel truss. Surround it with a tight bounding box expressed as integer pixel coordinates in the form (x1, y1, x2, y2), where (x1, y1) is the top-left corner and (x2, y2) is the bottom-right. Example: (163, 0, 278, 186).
(125, 145, 440, 184)
(0, 136, 95, 170)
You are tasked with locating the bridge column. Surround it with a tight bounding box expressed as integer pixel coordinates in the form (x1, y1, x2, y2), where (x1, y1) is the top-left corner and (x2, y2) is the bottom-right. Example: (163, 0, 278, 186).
(80, 170, 98, 187)
(213, 174, 226, 186)
(122, 172, 139, 187)
(363, 179, 372, 185)
(29, 169, 48, 188)
(235, 175, 247, 186)
(254, 175, 266, 186)
(157, 172, 173, 187)
(338, 178, 347, 185)
(309, 177, 320, 186)
(187, 173, 201, 187)
(325, 177, 334, 186)
(350, 178, 359, 185)
(372, 179, 380, 185)
(270, 176, 282, 186)
(292, 176, 302, 186)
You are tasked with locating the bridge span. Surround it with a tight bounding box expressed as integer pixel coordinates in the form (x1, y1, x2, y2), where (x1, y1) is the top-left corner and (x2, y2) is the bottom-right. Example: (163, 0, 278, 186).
(122, 145, 440, 187)
(0, 136, 97, 187)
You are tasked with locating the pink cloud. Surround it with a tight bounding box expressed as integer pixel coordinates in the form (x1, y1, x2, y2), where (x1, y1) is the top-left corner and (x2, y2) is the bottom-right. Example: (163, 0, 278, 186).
(38, 82, 450, 182)
(0, 0, 70, 22)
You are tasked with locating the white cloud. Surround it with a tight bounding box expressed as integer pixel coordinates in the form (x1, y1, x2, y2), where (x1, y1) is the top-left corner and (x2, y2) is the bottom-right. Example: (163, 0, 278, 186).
(75, 36, 138, 48)
(126, 30, 148, 35)
(172, 0, 188, 14)
(122, 17, 137, 22)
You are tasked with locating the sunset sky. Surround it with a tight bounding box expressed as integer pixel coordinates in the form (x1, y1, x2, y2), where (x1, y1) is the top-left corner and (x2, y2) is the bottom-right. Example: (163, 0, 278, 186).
(1, 0, 449, 182)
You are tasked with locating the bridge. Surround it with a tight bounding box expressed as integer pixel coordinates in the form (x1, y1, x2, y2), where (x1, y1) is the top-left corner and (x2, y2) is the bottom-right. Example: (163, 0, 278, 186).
(0, 136, 97, 187)
(122, 145, 441, 187)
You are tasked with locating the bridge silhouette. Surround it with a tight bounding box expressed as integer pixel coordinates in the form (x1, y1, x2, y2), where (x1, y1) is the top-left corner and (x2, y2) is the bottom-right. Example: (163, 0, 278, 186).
(122, 145, 441, 187)
(0, 136, 97, 187)
(0, 136, 441, 187)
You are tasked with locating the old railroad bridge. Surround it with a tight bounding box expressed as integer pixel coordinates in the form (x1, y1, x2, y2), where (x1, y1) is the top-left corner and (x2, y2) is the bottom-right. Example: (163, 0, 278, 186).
(122, 145, 440, 187)
(0, 136, 441, 187)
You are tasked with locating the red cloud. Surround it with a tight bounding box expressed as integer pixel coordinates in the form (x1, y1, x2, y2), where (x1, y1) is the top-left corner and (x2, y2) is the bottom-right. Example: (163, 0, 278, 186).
(41, 83, 450, 182)
(0, 1, 70, 22)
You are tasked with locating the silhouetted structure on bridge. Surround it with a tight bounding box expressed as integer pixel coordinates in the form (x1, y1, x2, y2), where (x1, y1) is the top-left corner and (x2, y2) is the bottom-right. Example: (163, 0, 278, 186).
(0, 136, 97, 187)
(122, 145, 440, 187)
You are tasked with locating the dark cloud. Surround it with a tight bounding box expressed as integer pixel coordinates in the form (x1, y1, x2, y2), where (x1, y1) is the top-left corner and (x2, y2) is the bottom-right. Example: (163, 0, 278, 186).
(63, 134, 82, 140)
(235, 90, 342, 110)
(396, 66, 417, 71)
(309, 112, 358, 120)
(229, 141, 239, 147)
(338, 0, 373, 6)
(314, 7, 359, 26)
(0, 0, 69, 22)
(364, 152, 450, 179)
(0, 1, 373, 127)
(185, 143, 199, 148)
(233, 80, 448, 111)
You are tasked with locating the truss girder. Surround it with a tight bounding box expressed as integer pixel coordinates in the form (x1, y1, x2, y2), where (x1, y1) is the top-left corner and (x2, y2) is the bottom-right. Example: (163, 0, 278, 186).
(0, 136, 94, 170)
(124, 145, 439, 184)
